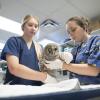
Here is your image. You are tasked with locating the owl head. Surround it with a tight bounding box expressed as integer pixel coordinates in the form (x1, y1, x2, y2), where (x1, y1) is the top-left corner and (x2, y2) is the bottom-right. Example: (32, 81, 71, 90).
(44, 43, 59, 61)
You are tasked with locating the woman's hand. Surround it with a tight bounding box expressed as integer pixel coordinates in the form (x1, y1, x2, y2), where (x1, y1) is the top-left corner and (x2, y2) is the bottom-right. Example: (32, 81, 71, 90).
(43, 72, 57, 83)
(44, 59, 63, 70)
(59, 52, 73, 64)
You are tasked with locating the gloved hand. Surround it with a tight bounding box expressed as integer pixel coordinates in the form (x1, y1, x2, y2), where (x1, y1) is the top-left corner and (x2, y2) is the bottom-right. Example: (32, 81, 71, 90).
(59, 52, 73, 64)
(45, 59, 63, 70)
(43, 73, 57, 83)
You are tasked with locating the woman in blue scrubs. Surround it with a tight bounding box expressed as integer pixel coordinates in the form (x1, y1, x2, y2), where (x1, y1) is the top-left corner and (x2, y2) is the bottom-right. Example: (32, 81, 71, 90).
(63, 16, 100, 84)
(1, 15, 56, 85)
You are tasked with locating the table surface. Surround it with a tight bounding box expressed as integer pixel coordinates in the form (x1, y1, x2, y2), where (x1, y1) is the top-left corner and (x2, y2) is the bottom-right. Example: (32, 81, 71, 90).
(0, 87, 100, 100)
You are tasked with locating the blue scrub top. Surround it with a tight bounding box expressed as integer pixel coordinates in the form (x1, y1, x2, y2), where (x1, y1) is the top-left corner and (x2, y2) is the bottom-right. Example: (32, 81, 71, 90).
(71, 35, 100, 84)
(1, 37, 43, 86)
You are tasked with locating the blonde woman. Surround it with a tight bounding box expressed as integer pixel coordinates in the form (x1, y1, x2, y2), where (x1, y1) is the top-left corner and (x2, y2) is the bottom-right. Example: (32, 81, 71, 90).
(1, 15, 56, 85)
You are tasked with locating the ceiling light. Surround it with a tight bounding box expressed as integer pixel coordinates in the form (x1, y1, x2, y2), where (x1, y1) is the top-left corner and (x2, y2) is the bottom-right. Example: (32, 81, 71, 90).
(0, 16, 22, 35)
(39, 38, 59, 48)
(0, 42, 5, 52)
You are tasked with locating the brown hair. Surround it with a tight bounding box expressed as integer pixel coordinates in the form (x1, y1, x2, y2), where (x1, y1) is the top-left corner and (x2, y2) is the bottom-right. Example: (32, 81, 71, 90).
(21, 14, 39, 30)
(66, 16, 92, 34)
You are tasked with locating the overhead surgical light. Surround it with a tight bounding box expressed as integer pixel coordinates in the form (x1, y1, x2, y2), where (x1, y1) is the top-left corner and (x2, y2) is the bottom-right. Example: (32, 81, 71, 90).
(0, 16, 22, 35)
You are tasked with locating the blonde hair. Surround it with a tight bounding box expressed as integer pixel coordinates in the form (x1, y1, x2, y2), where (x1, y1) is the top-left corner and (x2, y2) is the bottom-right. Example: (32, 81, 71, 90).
(21, 14, 39, 30)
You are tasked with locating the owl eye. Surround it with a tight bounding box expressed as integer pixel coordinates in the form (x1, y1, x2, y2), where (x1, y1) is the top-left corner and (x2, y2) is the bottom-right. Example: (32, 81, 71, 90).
(48, 48, 53, 54)
(54, 48, 57, 51)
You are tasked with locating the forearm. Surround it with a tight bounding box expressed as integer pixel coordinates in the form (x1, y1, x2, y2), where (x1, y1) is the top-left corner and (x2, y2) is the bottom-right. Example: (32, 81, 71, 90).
(8, 63, 46, 82)
(63, 63, 100, 76)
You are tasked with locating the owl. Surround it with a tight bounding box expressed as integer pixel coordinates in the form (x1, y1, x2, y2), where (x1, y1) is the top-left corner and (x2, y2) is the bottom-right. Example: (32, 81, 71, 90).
(39, 43, 73, 82)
